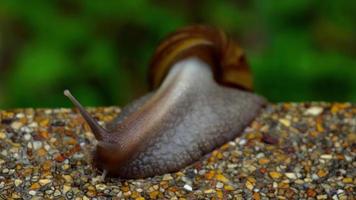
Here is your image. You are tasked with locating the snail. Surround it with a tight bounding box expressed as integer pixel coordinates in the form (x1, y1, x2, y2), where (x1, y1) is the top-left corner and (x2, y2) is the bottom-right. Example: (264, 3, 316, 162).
(64, 25, 266, 178)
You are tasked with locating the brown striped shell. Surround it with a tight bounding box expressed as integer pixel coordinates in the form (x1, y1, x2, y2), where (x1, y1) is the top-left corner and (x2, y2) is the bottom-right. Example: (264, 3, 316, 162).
(149, 25, 253, 91)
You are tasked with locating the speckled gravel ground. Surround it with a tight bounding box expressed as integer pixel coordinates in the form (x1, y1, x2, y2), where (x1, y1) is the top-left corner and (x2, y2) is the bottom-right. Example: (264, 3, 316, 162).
(0, 103, 354, 199)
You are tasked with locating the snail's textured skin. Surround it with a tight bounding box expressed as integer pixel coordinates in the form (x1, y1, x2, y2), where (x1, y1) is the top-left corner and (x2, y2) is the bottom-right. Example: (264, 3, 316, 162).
(96, 58, 266, 178)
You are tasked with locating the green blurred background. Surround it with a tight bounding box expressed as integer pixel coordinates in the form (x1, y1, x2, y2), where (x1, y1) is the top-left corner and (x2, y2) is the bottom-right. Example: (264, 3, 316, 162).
(0, 0, 355, 108)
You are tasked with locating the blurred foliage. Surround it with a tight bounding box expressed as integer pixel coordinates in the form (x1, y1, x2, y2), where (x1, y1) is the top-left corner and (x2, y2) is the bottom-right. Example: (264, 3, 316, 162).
(0, 0, 355, 108)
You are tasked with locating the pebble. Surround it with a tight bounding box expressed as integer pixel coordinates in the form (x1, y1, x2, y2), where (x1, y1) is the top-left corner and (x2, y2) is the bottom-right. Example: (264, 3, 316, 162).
(245, 180, 254, 190)
(317, 169, 328, 177)
(11, 121, 23, 129)
(53, 190, 61, 197)
(285, 173, 297, 179)
(183, 184, 192, 191)
(269, 171, 282, 179)
(342, 177, 352, 183)
(14, 179, 22, 187)
(39, 179, 51, 185)
(258, 158, 270, 165)
(304, 106, 323, 116)
(62, 175, 73, 182)
(0, 132, 5, 139)
(216, 182, 224, 189)
(24, 133, 32, 141)
(320, 154, 333, 160)
(96, 184, 106, 191)
(32, 141, 42, 150)
(279, 118, 291, 127)
(63, 184, 71, 193)
(162, 174, 173, 181)
(204, 189, 215, 194)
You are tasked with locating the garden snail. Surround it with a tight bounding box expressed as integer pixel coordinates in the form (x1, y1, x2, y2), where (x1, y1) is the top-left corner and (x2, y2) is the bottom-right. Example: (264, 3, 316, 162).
(64, 25, 266, 178)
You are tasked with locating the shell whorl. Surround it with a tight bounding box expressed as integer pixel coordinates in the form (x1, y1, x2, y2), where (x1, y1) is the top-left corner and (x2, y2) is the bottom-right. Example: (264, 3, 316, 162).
(149, 25, 253, 91)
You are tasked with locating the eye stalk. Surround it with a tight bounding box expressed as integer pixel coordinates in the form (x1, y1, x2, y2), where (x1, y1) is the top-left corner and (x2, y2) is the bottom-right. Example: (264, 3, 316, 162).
(64, 89, 109, 141)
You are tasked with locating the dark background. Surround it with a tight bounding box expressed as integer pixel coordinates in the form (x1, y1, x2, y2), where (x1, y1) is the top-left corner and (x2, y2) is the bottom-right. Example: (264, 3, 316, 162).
(1, 1, 355, 108)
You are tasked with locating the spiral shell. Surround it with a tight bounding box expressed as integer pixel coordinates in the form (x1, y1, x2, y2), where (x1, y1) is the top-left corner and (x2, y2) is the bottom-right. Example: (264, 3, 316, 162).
(149, 25, 253, 91)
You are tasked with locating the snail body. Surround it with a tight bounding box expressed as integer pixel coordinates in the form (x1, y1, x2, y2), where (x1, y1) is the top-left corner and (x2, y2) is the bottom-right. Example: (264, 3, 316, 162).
(65, 26, 266, 178)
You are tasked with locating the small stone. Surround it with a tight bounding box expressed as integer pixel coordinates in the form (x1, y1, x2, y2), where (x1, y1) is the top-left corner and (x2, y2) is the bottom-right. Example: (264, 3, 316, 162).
(30, 183, 41, 190)
(279, 118, 291, 126)
(347, 133, 356, 143)
(337, 189, 344, 194)
(152, 185, 159, 190)
(272, 182, 278, 188)
(302, 175, 311, 182)
(63, 175, 73, 182)
(183, 184, 192, 191)
(96, 184, 106, 191)
(204, 189, 215, 194)
(42, 160, 52, 171)
(227, 164, 237, 169)
(45, 190, 54, 195)
(39, 179, 51, 186)
(345, 155, 352, 162)
(320, 154, 332, 160)
(11, 193, 21, 198)
(216, 182, 224, 189)
(262, 133, 279, 144)
(224, 185, 235, 191)
(312, 174, 319, 180)
(316, 194, 328, 199)
(285, 173, 297, 179)
(304, 106, 323, 116)
(54, 154, 65, 162)
(29, 190, 36, 195)
(37, 148, 47, 157)
(44, 144, 51, 151)
(342, 177, 353, 183)
(0, 132, 6, 139)
(14, 179, 22, 187)
(317, 169, 328, 177)
(62, 164, 70, 170)
(204, 170, 215, 179)
(269, 171, 282, 179)
(162, 174, 173, 181)
(53, 189, 61, 196)
(11, 122, 23, 129)
(24, 133, 32, 141)
(63, 184, 71, 193)
(307, 188, 317, 197)
(258, 158, 270, 165)
(247, 177, 256, 184)
(238, 138, 247, 145)
(215, 174, 230, 183)
(245, 180, 254, 190)
(39, 131, 49, 139)
(123, 191, 131, 196)
(149, 191, 159, 199)
(216, 190, 223, 199)
(253, 192, 261, 200)
(32, 141, 42, 150)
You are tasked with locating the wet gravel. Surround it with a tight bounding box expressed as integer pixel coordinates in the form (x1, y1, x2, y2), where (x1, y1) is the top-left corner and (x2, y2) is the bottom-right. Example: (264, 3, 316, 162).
(0, 103, 355, 199)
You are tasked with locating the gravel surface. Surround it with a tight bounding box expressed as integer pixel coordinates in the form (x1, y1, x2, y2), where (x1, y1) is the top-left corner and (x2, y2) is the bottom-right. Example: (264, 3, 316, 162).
(0, 103, 355, 199)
